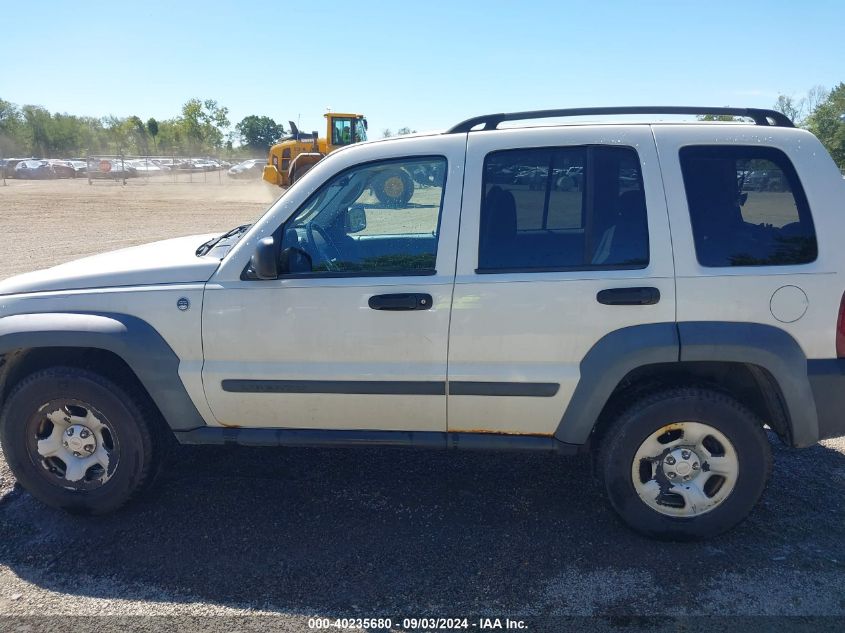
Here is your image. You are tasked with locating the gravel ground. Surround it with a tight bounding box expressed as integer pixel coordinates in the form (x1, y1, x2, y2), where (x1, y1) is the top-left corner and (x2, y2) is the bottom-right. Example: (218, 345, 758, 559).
(0, 179, 844, 629)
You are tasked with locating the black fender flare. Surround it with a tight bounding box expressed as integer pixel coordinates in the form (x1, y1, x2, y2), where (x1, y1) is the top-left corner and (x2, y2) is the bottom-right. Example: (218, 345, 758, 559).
(0, 312, 206, 431)
(554, 323, 679, 445)
(678, 321, 818, 447)
(554, 321, 819, 447)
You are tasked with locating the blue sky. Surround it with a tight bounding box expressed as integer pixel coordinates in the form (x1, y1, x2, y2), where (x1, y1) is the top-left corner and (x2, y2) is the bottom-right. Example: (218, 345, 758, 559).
(2, 0, 843, 136)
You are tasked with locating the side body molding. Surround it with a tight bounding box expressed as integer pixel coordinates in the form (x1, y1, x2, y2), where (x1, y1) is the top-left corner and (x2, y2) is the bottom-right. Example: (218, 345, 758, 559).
(678, 321, 819, 447)
(555, 323, 680, 445)
(0, 312, 206, 431)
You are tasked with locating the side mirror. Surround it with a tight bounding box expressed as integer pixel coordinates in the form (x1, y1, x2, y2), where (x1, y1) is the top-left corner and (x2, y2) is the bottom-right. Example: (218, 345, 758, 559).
(279, 246, 313, 273)
(344, 204, 367, 233)
(251, 237, 278, 279)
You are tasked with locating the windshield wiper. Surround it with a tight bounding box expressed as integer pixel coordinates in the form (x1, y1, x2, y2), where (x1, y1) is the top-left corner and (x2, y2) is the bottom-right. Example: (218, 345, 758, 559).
(196, 224, 252, 256)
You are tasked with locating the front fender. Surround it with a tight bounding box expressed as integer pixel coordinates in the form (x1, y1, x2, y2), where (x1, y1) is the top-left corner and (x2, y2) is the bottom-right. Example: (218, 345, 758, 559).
(0, 312, 206, 431)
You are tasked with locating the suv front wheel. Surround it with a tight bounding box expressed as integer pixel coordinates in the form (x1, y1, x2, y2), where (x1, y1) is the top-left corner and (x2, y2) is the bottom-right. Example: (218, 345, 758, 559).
(599, 387, 772, 540)
(0, 366, 161, 514)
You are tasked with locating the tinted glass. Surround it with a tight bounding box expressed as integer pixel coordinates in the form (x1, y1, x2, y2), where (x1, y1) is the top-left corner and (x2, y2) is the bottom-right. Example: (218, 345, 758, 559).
(479, 146, 648, 271)
(281, 157, 446, 275)
(679, 146, 817, 267)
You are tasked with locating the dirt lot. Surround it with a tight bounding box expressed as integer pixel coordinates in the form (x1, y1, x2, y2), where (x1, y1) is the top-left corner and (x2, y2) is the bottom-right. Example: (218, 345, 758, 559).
(0, 179, 844, 630)
(0, 178, 274, 277)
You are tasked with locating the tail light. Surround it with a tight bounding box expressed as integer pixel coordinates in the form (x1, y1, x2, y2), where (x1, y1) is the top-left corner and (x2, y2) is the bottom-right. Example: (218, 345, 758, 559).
(837, 293, 845, 358)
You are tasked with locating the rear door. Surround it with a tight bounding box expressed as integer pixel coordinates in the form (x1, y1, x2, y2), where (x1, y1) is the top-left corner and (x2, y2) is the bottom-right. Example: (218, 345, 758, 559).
(447, 125, 675, 439)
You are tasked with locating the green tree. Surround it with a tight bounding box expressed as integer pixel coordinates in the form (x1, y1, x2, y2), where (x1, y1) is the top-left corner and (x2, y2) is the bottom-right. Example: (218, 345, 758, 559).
(147, 118, 159, 153)
(0, 98, 25, 156)
(101, 115, 133, 154)
(22, 105, 52, 156)
(773, 95, 803, 124)
(235, 115, 284, 153)
(179, 98, 230, 153)
(805, 82, 845, 168)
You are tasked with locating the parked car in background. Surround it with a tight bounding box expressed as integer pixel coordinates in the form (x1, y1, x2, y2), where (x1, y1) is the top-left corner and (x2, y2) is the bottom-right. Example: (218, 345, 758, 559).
(127, 159, 166, 175)
(47, 160, 76, 179)
(67, 160, 88, 177)
(86, 159, 138, 179)
(228, 158, 266, 178)
(14, 160, 55, 179)
(151, 158, 176, 170)
(192, 159, 219, 172)
(742, 170, 787, 192)
(2, 158, 35, 178)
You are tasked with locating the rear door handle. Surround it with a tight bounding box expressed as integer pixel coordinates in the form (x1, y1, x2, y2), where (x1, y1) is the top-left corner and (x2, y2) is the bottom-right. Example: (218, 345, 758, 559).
(597, 287, 661, 306)
(368, 293, 433, 311)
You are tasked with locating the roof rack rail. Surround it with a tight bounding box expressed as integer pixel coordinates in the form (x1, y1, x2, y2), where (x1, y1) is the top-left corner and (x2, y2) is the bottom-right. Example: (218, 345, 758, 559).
(446, 106, 794, 133)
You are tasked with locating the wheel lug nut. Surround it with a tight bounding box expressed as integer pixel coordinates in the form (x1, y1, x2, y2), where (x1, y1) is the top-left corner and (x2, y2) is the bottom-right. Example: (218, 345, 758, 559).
(667, 472, 676, 478)
(692, 462, 700, 470)
(79, 429, 90, 439)
(681, 450, 690, 459)
(85, 444, 94, 453)
(683, 475, 690, 481)
(66, 428, 74, 437)
(666, 456, 676, 465)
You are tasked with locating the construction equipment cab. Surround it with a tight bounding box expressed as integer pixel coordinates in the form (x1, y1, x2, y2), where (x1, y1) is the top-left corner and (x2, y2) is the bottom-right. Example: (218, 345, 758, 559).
(263, 112, 368, 188)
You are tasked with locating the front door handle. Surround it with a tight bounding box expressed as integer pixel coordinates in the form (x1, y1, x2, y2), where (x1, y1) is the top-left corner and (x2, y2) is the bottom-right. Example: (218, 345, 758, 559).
(597, 287, 661, 306)
(368, 293, 433, 311)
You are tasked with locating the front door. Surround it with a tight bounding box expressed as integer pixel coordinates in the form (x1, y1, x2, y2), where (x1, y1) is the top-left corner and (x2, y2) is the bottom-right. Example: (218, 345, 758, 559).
(201, 138, 465, 431)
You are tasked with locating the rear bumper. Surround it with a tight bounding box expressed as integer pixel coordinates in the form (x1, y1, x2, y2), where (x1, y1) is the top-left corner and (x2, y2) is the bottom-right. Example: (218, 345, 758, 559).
(808, 359, 845, 441)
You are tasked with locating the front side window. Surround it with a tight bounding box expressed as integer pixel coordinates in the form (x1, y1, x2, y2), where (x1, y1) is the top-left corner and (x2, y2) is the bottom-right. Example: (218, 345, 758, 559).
(478, 145, 648, 271)
(679, 146, 817, 267)
(280, 157, 446, 275)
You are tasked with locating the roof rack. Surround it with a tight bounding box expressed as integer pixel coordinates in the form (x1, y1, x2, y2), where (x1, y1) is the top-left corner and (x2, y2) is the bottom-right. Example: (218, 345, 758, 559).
(446, 106, 794, 133)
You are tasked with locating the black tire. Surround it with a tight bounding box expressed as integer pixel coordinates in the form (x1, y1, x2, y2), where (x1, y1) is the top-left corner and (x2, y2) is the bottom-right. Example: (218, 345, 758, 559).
(290, 163, 313, 185)
(373, 168, 414, 207)
(598, 387, 772, 540)
(0, 367, 162, 514)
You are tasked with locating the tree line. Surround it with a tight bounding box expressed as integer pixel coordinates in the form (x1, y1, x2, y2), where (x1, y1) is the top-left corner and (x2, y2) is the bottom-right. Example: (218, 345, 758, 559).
(2, 86, 843, 166)
(0, 97, 287, 158)
(773, 83, 845, 168)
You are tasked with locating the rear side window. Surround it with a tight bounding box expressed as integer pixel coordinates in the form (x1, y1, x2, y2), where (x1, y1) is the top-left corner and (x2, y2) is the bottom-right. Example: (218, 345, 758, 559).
(478, 145, 648, 272)
(679, 146, 817, 267)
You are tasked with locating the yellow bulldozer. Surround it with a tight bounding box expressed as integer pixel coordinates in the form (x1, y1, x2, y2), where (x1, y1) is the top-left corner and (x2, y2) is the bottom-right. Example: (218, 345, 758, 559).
(262, 112, 417, 207)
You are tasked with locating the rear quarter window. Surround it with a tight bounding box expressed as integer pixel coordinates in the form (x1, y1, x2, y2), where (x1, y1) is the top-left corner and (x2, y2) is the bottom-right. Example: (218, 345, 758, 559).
(679, 145, 817, 267)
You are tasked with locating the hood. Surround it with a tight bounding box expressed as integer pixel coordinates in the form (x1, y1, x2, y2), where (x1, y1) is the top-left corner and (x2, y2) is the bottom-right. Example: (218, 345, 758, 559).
(0, 233, 222, 296)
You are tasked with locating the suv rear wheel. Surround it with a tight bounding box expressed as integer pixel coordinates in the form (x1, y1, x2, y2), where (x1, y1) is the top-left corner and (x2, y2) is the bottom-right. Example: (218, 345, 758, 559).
(599, 387, 772, 540)
(0, 367, 162, 514)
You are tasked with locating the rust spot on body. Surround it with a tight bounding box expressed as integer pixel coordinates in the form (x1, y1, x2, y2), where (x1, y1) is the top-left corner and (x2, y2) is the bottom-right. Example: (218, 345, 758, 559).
(449, 429, 553, 437)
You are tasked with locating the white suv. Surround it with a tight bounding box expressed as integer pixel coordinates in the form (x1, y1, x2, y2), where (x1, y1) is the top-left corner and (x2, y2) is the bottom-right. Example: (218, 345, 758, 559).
(1, 107, 844, 540)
